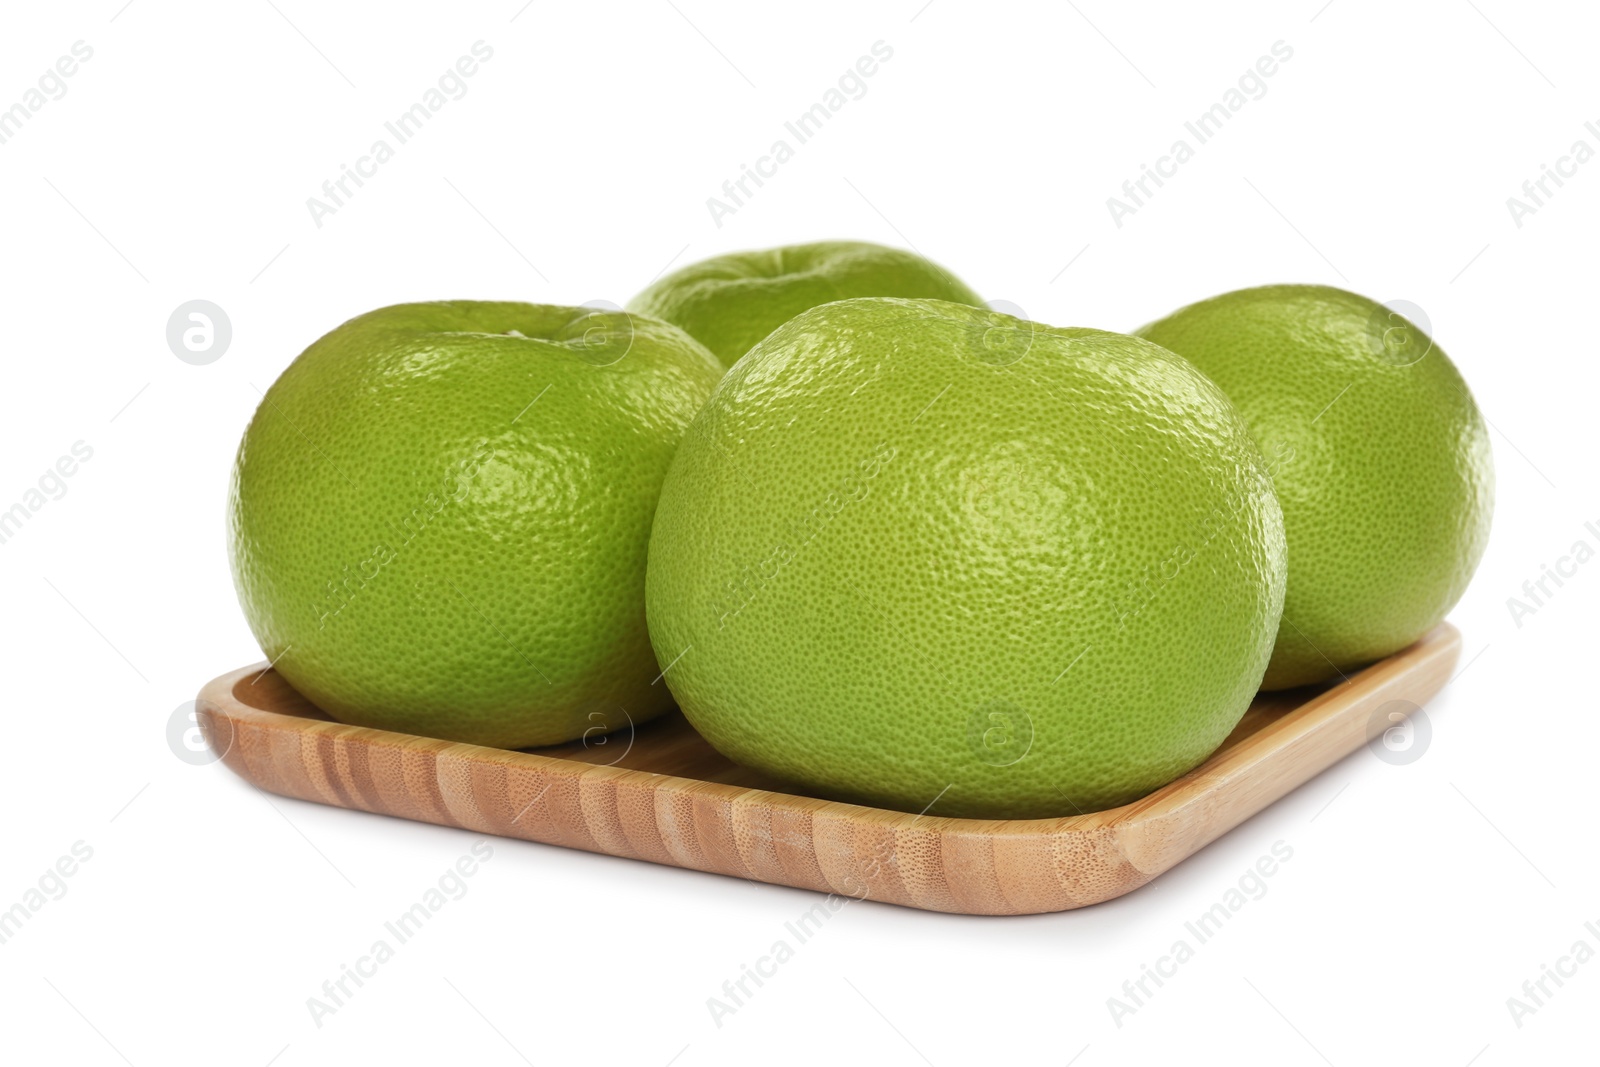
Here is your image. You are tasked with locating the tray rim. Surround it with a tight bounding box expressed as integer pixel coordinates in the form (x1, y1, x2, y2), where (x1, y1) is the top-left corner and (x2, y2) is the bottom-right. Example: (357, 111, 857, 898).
(196, 623, 1461, 912)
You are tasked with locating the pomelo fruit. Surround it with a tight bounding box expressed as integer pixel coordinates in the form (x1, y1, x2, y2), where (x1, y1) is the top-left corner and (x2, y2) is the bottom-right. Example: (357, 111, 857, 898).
(626, 240, 982, 368)
(1136, 284, 1493, 689)
(228, 301, 722, 748)
(645, 297, 1286, 818)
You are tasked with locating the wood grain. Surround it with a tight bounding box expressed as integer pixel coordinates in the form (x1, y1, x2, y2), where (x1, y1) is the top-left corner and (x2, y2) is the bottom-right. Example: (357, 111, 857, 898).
(196, 623, 1460, 915)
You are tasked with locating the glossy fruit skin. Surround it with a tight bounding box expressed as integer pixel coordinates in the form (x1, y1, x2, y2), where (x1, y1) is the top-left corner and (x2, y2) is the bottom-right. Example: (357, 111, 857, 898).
(229, 301, 723, 748)
(1137, 285, 1493, 689)
(626, 240, 982, 368)
(646, 297, 1286, 818)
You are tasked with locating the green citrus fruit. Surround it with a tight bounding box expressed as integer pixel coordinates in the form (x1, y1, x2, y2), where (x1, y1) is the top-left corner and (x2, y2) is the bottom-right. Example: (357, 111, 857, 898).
(645, 297, 1286, 818)
(626, 240, 982, 368)
(228, 301, 722, 748)
(1137, 285, 1493, 689)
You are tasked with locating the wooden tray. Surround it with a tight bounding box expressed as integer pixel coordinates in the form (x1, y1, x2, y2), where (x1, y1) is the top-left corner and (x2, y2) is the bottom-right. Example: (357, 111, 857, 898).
(196, 623, 1459, 915)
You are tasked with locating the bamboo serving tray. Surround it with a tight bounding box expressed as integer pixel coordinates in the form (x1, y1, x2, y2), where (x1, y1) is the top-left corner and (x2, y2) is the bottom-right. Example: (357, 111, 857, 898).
(197, 623, 1459, 916)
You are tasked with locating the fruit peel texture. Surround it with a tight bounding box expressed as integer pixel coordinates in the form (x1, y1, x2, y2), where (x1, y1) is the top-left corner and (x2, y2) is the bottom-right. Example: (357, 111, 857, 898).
(229, 300, 723, 748)
(627, 240, 983, 369)
(646, 297, 1286, 818)
(1138, 284, 1493, 689)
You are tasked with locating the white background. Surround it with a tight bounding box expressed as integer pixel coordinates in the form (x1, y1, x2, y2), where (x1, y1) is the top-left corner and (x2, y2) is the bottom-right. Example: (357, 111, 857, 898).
(1, 1, 1595, 1064)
